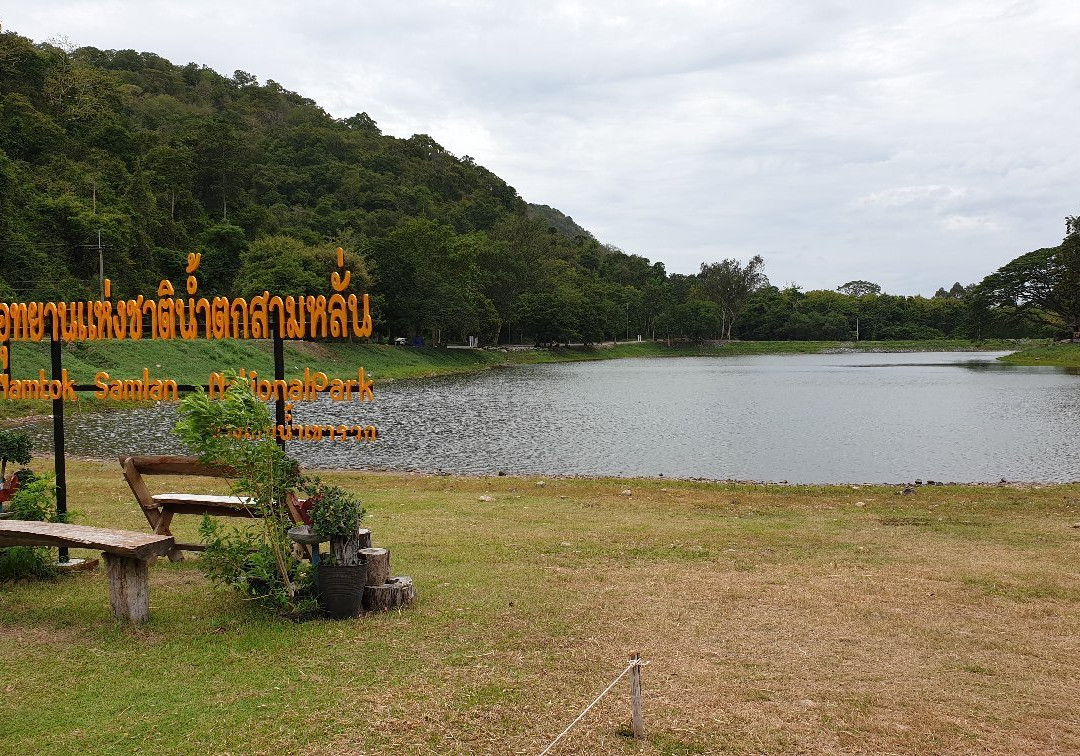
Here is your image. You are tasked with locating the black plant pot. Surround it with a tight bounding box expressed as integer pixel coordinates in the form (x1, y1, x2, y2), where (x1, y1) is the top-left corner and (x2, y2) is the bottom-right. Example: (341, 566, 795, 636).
(317, 562, 367, 619)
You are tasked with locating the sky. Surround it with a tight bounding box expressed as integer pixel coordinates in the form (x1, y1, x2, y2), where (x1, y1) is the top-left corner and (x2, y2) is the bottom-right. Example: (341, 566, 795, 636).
(4, 1, 1079, 295)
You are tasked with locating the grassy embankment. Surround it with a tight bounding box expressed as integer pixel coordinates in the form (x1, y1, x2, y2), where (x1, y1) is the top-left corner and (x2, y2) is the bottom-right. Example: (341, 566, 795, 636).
(0, 337, 1029, 424)
(1, 462, 1079, 754)
(998, 341, 1080, 368)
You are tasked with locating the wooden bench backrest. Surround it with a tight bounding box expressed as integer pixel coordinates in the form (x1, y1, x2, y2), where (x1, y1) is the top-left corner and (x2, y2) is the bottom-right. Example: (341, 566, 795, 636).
(120, 455, 236, 478)
(119, 455, 306, 531)
(120, 455, 236, 512)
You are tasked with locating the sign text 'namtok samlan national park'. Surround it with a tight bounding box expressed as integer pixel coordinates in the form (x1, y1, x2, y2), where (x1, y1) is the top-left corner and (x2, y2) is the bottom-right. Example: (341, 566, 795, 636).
(0, 248, 378, 444)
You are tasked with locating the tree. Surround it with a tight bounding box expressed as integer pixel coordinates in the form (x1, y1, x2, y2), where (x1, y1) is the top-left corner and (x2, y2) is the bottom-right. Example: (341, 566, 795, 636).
(515, 290, 581, 345)
(0, 429, 32, 482)
(969, 225, 1080, 337)
(698, 255, 768, 339)
(197, 222, 248, 294)
(658, 300, 721, 341)
(934, 282, 970, 300)
(234, 236, 369, 299)
(837, 280, 882, 297)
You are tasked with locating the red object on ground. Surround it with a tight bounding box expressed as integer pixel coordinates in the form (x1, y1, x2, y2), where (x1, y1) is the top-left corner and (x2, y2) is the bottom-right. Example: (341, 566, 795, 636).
(297, 496, 317, 525)
(0, 475, 19, 505)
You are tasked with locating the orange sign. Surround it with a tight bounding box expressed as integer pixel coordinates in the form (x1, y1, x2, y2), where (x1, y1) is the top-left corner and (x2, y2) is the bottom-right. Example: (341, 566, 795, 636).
(0, 249, 379, 443)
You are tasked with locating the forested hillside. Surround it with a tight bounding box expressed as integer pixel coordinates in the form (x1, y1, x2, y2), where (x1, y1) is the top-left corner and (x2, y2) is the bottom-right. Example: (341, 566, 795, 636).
(0, 30, 1053, 344)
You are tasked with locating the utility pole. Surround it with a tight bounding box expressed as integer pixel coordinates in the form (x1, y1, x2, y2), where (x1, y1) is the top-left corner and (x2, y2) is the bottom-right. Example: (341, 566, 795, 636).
(97, 230, 104, 300)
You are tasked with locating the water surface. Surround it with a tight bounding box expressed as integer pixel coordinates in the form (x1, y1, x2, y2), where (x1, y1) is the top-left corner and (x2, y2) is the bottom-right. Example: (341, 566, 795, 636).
(25, 351, 1080, 483)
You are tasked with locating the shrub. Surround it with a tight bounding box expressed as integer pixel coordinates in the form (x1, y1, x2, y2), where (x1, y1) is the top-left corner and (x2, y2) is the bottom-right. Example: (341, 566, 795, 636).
(303, 476, 365, 566)
(174, 373, 315, 614)
(8, 476, 62, 522)
(0, 476, 60, 582)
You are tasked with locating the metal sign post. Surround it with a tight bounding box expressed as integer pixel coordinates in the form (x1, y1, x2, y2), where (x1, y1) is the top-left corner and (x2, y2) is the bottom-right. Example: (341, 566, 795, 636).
(49, 318, 68, 562)
(273, 317, 286, 452)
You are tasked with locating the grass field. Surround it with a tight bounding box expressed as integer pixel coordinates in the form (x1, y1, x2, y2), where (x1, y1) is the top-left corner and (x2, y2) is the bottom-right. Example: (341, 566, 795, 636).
(998, 341, 1080, 368)
(3, 461, 1080, 754)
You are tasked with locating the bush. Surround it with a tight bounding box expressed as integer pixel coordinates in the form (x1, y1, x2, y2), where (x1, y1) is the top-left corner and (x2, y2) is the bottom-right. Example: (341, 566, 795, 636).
(0, 476, 60, 582)
(0, 546, 57, 582)
(12, 468, 37, 487)
(197, 517, 315, 612)
(304, 476, 365, 541)
(303, 475, 365, 566)
(8, 476, 62, 522)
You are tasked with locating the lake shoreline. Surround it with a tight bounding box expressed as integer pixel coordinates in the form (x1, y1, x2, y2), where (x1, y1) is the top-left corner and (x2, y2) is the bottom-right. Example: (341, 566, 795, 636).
(29, 454, 1078, 487)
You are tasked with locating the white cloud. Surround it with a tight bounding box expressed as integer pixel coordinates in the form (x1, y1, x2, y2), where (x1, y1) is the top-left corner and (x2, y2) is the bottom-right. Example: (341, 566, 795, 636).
(943, 214, 1001, 233)
(855, 185, 967, 209)
(3, 0, 1079, 294)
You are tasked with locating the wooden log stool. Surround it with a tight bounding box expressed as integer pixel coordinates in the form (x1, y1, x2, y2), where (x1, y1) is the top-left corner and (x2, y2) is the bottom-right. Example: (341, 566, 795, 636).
(359, 544, 416, 611)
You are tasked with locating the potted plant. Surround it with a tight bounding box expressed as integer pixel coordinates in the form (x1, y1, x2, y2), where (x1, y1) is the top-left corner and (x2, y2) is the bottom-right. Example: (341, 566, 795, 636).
(304, 476, 366, 618)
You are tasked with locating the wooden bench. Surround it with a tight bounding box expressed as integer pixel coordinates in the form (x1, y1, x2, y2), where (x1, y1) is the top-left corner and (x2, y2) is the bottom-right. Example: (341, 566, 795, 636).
(120, 455, 304, 562)
(0, 520, 174, 623)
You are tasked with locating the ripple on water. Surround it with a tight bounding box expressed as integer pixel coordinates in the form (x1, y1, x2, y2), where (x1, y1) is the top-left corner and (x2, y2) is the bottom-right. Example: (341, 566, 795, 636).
(21, 352, 1080, 484)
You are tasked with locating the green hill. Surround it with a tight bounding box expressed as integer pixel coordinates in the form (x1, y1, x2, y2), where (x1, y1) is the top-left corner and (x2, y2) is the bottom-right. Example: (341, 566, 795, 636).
(0, 29, 668, 344)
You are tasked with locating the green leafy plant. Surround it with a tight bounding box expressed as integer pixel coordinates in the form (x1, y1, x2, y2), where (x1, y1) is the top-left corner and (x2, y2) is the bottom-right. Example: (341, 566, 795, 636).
(174, 373, 314, 613)
(12, 469, 37, 487)
(0, 546, 58, 582)
(197, 517, 315, 612)
(0, 475, 60, 582)
(0, 429, 32, 482)
(8, 476, 63, 522)
(304, 476, 365, 539)
(303, 476, 365, 566)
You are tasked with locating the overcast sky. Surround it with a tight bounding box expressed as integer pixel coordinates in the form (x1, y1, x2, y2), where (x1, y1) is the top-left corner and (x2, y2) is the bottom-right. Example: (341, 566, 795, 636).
(4, 1, 1079, 294)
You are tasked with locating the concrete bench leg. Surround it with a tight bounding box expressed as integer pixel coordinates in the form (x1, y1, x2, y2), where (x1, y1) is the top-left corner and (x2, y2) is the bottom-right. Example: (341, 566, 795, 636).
(103, 553, 151, 623)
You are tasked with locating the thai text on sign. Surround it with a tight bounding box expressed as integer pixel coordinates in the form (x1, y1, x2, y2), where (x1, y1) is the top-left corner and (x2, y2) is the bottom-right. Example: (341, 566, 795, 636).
(0, 249, 372, 344)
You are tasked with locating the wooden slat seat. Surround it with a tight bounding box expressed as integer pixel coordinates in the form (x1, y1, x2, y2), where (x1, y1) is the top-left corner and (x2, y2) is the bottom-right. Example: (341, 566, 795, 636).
(0, 520, 174, 623)
(152, 493, 252, 508)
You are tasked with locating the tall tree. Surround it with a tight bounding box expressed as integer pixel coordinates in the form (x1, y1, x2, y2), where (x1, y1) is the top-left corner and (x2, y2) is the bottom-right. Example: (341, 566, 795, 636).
(969, 217, 1080, 338)
(837, 280, 882, 297)
(698, 255, 768, 339)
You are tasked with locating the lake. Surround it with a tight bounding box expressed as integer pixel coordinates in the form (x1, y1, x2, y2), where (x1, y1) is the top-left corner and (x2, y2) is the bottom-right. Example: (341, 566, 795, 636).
(23, 351, 1080, 484)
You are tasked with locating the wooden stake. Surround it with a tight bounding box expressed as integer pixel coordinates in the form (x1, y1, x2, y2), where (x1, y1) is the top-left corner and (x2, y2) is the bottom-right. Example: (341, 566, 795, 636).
(630, 652, 644, 739)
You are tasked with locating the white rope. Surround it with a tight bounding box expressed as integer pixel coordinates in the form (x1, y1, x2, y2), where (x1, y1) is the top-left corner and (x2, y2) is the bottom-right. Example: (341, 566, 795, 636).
(537, 658, 642, 756)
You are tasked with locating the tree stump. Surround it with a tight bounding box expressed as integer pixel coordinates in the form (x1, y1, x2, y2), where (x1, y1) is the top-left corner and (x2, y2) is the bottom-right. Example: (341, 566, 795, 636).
(329, 529, 362, 566)
(357, 528, 372, 549)
(360, 547, 389, 585)
(363, 576, 415, 611)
